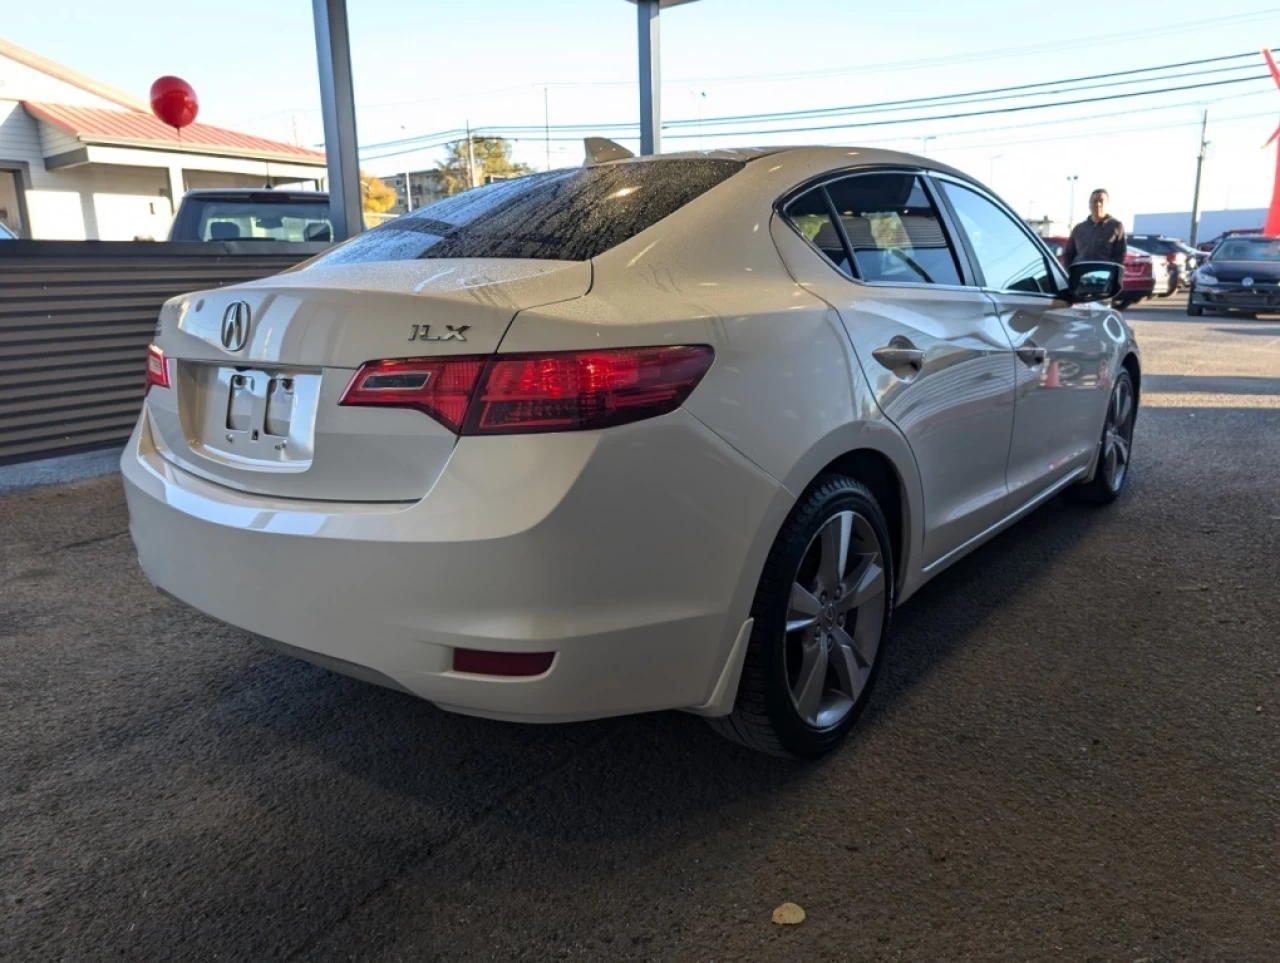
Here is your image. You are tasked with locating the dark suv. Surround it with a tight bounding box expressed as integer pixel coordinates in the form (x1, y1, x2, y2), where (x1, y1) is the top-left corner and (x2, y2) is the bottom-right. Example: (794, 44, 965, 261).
(168, 189, 333, 242)
(1128, 234, 1199, 289)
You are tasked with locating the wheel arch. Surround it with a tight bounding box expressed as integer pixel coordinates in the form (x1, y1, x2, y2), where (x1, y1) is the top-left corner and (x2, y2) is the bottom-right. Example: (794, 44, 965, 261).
(777, 422, 924, 601)
(1120, 350, 1141, 403)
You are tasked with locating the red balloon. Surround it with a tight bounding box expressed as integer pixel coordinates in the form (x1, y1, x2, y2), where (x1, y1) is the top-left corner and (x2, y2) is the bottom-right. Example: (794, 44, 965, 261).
(150, 76, 198, 130)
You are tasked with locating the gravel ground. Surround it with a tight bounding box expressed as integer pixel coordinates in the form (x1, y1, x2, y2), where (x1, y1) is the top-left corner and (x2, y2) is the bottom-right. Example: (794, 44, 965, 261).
(2, 297, 1278, 962)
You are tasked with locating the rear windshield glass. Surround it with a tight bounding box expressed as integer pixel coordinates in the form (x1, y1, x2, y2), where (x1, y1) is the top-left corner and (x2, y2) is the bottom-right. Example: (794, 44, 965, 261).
(309, 158, 744, 265)
(185, 199, 333, 242)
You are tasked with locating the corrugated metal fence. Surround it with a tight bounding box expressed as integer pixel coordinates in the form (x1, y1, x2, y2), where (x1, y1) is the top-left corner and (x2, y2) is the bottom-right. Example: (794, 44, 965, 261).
(0, 240, 326, 464)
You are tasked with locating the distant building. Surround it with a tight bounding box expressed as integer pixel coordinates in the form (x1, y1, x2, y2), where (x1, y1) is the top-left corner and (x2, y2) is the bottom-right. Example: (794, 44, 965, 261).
(1131, 208, 1267, 242)
(385, 170, 448, 214)
(0, 38, 327, 240)
(1025, 216, 1072, 238)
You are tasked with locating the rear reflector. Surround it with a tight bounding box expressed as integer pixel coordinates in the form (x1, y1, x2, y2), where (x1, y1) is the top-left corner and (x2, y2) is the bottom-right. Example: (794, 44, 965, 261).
(145, 344, 170, 392)
(339, 356, 487, 433)
(452, 648, 555, 677)
(340, 345, 714, 436)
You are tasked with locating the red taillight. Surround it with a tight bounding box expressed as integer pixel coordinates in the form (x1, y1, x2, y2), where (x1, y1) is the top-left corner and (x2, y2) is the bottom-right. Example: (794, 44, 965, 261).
(339, 356, 487, 433)
(452, 648, 555, 677)
(466, 345, 714, 435)
(340, 345, 714, 436)
(145, 344, 170, 392)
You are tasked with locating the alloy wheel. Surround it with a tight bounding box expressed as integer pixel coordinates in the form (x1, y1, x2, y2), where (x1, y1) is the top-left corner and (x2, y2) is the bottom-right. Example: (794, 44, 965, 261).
(784, 511, 887, 728)
(1102, 377, 1135, 492)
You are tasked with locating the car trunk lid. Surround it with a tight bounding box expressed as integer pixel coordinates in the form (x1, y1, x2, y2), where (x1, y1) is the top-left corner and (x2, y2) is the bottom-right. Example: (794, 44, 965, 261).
(145, 258, 590, 501)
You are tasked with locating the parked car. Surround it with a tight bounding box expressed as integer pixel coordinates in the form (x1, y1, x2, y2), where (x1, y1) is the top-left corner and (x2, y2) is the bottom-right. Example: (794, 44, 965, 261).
(1196, 228, 1263, 255)
(168, 189, 334, 242)
(124, 147, 1137, 759)
(1128, 234, 1197, 289)
(1187, 235, 1280, 318)
(1042, 235, 1068, 268)
(1113, 246, 1171, 309)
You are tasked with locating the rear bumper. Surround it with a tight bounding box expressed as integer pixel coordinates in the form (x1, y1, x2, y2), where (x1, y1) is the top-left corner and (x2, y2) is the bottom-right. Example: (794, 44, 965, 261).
(121, 407, 789, 722)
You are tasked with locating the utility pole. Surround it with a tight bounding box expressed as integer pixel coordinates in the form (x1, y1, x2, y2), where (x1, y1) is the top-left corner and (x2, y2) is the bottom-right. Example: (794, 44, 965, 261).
(1189, 108, 1209, 248)
(465, 119, 476, 189)
(403, 170, 412, 212)
(544, 88, 551, 172)
(1066, 175, 1079, 228)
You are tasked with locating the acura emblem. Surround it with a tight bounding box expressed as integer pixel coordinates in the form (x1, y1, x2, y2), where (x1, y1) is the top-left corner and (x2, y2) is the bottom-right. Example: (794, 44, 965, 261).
(221, 301, 250, 351)
(1241, 276, 1254, 287)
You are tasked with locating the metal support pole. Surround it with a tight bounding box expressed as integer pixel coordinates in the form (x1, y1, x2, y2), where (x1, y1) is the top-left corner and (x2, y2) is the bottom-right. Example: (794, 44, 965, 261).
(1067, 175, 1078, 228)
(404, 171, 412, 212)
(312, 0, 363, 239)
(637, 0, 661, 155)
(1189, 109, 1209, 248)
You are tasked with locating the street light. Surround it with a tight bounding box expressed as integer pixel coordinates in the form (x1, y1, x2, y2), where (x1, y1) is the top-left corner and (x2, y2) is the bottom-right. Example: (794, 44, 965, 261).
(988, 153, 1002, 186)
(920, 135, 936, 157)
(624, 0, 703, 155)
(1066, 175, 1079, 228)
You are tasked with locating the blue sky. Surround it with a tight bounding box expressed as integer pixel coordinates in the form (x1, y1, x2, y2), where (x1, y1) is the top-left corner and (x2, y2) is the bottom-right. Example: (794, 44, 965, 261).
(5, 0, 1280, 228)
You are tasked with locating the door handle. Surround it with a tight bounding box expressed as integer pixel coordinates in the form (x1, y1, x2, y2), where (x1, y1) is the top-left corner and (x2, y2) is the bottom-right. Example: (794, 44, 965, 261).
(872, 346, 925, 373)
(1017, 345, 1047, 366)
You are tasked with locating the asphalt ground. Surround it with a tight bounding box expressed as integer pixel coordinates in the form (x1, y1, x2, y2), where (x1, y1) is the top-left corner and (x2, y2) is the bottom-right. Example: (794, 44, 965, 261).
(2, 295, 1278, 962)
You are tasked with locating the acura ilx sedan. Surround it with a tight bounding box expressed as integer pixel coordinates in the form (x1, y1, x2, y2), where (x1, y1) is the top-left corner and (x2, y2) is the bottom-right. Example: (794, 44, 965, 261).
(123, 146, 1138, 758)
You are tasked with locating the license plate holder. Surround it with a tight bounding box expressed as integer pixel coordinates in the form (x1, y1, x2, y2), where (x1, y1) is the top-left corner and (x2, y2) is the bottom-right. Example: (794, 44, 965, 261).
(190, 363, 320, 470)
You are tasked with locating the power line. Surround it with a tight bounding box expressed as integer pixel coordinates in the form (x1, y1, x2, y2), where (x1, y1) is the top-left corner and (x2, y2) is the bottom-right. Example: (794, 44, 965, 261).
(355, 48, 1277, 154)
(661, 73, 1273, 140)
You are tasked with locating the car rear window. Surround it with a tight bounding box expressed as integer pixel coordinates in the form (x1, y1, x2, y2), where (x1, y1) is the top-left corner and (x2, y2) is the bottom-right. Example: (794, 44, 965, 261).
(309, 158, 744, 265)
(184, 198, 333, 242)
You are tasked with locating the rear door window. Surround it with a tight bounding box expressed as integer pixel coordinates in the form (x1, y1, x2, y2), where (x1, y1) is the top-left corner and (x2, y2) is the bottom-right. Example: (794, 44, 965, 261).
(821, 173, 964, 286)
(311, 158, 744, 265)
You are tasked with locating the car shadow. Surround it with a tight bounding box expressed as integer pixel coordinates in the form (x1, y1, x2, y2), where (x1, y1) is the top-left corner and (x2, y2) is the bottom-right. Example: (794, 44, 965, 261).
(1212, 325, 1280, 337)
(1144, 374, 1280, 394)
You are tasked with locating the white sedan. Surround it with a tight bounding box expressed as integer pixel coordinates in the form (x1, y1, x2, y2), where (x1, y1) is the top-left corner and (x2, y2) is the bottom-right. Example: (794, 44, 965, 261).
(123, 145, 1139, 758)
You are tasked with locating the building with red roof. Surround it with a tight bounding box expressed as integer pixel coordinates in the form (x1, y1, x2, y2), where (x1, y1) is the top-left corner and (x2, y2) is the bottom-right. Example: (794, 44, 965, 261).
(0, 38, 328, 240)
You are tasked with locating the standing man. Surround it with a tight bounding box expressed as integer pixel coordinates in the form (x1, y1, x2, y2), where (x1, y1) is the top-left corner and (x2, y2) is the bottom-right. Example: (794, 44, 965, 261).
(1064, 189, 1127, 265)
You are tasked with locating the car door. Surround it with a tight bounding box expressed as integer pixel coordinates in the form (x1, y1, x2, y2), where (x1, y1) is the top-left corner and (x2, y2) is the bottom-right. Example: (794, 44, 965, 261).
(774, 170, 1018, 569)
(933, 177, 1110, 512)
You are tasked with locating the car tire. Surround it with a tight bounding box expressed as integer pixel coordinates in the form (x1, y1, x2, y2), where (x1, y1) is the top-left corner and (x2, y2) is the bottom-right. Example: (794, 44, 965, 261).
(709, 475, 894, 759)
(1068, 370, 1137, 506)
(1187, 303, 1203, 317)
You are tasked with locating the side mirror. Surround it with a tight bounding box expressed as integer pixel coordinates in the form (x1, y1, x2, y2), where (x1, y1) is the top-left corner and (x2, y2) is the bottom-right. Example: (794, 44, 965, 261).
(1065, 261, 1122, 303)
